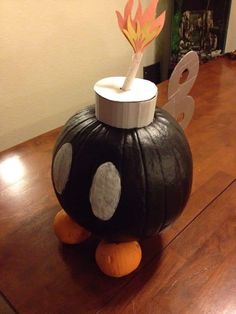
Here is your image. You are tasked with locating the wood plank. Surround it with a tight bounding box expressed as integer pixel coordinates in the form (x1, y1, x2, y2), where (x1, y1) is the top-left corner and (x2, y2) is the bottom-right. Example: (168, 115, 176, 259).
(186, 251, 236, 314)
(0, 172, 232, 314)
(99, 179, 236, 313)
(0, 293, 16, 314)
(0, 175, 58, 241)
(0, 128, 60, 192)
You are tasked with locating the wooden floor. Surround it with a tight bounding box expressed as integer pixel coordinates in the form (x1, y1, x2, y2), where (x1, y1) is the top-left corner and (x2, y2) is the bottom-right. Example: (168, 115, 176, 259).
(0, 57, 236, 313)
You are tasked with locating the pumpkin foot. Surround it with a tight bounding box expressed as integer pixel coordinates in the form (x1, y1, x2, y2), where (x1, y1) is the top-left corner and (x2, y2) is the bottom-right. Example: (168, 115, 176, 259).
(53, 209, 91, 244)
(95, 240, 142, 277)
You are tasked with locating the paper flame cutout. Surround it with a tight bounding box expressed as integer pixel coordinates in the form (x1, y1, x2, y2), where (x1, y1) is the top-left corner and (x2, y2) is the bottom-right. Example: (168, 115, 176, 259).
(116, 0, 166, 52)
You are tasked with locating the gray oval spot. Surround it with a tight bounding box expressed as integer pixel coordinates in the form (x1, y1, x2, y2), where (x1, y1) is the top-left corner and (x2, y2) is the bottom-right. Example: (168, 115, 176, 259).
(53, 143, 72, 194)
(90, 162, 121, 221)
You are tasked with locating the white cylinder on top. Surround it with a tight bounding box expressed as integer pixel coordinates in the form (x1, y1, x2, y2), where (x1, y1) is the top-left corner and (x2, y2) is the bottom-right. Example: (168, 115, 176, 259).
(94, 77, 157, 129)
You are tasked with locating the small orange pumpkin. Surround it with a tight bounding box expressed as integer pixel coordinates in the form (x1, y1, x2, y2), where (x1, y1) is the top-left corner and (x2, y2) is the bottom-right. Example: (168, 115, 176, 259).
(95, 240, 142, 277)
(53, 209, 91, 244)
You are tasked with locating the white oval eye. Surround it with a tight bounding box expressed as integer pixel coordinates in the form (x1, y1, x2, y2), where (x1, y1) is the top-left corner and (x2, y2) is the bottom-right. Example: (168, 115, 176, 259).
(53, 143, 72, 194)
(90, 162, 121, 221)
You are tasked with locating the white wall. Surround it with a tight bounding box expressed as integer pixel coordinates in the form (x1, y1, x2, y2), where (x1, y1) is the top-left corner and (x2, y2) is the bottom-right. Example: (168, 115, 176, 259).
(0, 0, 158, 151)
(225, 0, 236, 52)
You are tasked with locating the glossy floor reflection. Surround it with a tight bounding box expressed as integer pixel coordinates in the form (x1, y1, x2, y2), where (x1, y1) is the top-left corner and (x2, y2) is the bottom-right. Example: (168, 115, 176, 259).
(0, 155, 25, 184)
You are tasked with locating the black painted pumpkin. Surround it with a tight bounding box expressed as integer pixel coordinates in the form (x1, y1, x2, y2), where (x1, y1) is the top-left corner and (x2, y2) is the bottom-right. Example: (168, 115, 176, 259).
(52, 105, 192, 241)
